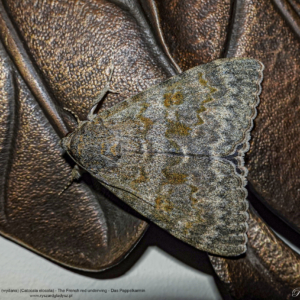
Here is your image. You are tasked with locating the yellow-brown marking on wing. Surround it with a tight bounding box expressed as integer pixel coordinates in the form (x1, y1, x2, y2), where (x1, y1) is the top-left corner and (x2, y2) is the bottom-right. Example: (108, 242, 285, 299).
(164, 91, 184, 107)
(172, 91, 184, 105)
(196, 96, 214, 125)
(138, 103, 153, 134)
(162, 168, 188, 185)
(155, 196, 162, 209)
(130, 167, 147, 186)
(198, 72, 207, 86)
(166, 119, 191, 137)
(189, 185, 199, 205)
(164, 92, 172, 107)
(155, 194, 174, 212)
(168, 139, 181, 152)
(196, 111, 204, 125)
(199, 73, 217, 93)
(110, 143, 118, 157)
(101, 142, 106, 155)
(139, 115, 153, 132)
(183, 221, 193, 236)
(197, 73, 217, 125)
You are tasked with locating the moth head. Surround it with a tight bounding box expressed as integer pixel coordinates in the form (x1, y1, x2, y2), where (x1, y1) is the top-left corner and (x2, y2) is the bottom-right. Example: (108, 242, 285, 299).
(61, 132, 74, 152)
(61, 120, 122, 172)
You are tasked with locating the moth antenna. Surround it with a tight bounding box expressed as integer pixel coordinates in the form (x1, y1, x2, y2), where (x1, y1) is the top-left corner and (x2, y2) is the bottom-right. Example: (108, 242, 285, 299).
(59, 165, 83, 196)
(58, 177, 73, 196)
(106, 59, 120, 93)
(63, 107, 81, 124)
(107, 58, 114, 82)
(109, 88, 120, 94)
(88, 61, 113, 120)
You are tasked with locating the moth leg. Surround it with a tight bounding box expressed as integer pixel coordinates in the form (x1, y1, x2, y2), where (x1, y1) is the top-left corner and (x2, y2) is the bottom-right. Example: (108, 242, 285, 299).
(63, 107, 83, 125)
(87, 61, 115, 120)
(87, 60, 119, 121)
(59, 165, 83, 196)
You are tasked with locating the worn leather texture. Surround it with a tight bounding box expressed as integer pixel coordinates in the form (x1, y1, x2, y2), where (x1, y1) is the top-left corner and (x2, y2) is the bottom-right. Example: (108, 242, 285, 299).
(0, 0, 299, 298)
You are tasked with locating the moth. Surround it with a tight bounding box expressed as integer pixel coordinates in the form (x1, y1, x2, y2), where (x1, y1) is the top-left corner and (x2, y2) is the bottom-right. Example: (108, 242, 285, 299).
(62, 58, 264, 257)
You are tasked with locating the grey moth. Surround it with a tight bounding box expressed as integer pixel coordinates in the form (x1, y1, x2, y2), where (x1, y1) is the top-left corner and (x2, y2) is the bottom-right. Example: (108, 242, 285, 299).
(62, 58, 264, 257)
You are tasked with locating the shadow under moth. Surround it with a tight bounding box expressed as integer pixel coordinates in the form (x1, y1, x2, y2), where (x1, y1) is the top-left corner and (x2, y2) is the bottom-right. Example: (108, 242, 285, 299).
(62, 58, 264, 257)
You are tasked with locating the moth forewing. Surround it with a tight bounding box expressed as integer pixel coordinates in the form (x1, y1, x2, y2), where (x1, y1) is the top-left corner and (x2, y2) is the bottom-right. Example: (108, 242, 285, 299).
(63, 58, 264, 257)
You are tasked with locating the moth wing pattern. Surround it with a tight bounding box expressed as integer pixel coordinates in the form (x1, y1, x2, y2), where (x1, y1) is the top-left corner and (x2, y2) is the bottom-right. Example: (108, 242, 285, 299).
(99, 154, 249, 256)
(65, 58, 264, 256)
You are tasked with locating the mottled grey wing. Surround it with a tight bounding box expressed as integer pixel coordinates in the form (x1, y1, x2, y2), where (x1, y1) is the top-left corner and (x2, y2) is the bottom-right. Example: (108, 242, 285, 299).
(99, 58, 263, 175)
(67, 58, 263, 256)
(94, 153, 248, 256)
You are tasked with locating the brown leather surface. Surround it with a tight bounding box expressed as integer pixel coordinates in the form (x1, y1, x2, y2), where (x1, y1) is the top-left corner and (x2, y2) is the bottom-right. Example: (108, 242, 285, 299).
(0, 47, 148, 271)
(210, 207, 300, 300)
(227, 0, 300, 233)
(150, 0, 232, 69)
(0, 0, 179, 271)
(0, 0, 299, 298)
